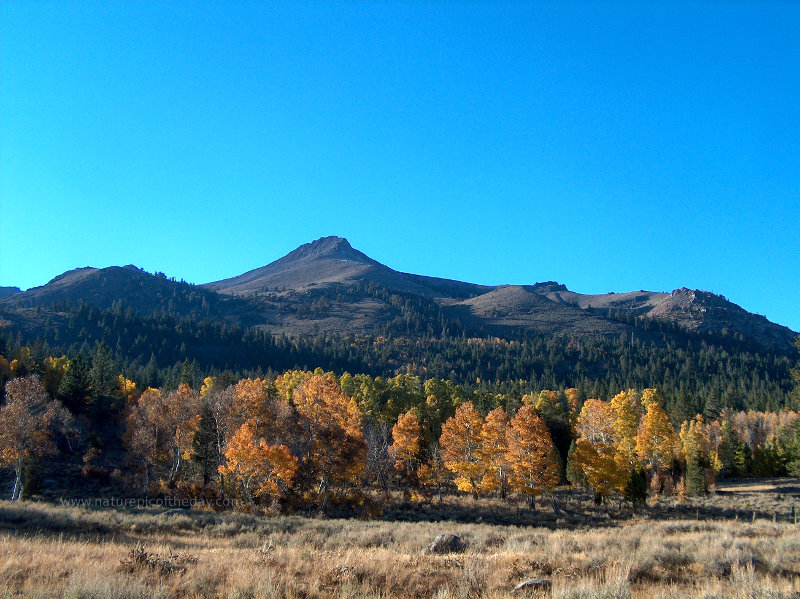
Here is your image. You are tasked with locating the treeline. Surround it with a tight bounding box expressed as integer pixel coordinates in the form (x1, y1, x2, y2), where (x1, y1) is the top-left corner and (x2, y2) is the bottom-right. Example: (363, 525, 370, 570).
(1, 293, 796, 416)
(2, 339, 800, 511)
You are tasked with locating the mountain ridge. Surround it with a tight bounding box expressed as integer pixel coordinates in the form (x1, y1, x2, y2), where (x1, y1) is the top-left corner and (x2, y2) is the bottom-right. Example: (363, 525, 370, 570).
(1, 236, 796, 351)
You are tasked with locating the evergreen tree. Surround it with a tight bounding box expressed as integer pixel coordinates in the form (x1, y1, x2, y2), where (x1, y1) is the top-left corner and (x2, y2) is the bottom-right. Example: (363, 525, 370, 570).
(733, 442, 753, 476)
(685, 456, 706, 497)
(624, 466, 647, 507)
(90, 342, 116, 397)
(58, 353, 91, 412)
(143, 354, 160, 389)
(703, 391, 722, 422)
(180, 358, 194, 389)
(673, 387, 697, 427)
(716, 419, 739, 478)
(191, 403, 219, 486)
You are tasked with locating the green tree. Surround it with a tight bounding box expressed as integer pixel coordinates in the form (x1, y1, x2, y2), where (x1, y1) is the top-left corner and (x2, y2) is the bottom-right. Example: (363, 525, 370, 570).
(180, 358, 195, 388)
(58, 353, 92, 412)
(90, 342, 117, 397)
(191, 403, 219, 485)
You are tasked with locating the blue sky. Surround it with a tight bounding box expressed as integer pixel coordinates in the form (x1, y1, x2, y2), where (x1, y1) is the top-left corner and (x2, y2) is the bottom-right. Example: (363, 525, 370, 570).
(1, 1, 798, 332)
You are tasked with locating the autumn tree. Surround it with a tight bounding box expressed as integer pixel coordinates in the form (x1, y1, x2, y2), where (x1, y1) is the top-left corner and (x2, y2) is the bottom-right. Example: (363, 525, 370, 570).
(610, 389, 644, 488)
(680, 415, 711, 496)
(440, 402, 484, 497)
(42, 356, 69, 396)
(505, 406, 560, 505)
(116, 376, 139, 405)
(292, 374, 366, 512)
(636, 399, 679, 495)
(0, 375, 72, 500)
(572, 399, 626, 503)
(219, 421, 298, 511)
(125, 384, 202, 489)
(389, 410, 423, 489)
(478, 407, 510, 498)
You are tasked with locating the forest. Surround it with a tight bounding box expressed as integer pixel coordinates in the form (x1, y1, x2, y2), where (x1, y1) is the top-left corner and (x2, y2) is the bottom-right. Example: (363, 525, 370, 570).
(1, 331, 799, 513)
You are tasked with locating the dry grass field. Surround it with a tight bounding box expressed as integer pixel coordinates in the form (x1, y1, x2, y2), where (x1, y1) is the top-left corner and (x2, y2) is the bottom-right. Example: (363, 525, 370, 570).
(1, 480, 800, 598)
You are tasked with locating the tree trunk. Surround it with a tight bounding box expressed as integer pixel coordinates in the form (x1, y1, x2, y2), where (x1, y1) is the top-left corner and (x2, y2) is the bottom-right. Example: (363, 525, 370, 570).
(10, 465, 22, 502)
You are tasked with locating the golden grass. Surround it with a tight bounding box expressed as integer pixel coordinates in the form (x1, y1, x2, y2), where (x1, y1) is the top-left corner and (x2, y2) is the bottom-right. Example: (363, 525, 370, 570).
(2, 482, 800, 598)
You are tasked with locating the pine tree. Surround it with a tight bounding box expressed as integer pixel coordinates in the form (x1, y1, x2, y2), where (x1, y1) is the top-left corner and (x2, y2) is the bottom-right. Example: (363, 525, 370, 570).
(59, 353, 92, 412)
(180, 358, 194, 388)
(191, 403, 219, 485)
(90, 342, 117, 397)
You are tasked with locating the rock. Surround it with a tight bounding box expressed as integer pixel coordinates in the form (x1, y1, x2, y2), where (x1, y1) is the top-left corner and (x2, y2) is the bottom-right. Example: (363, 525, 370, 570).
(428, 533, 464, 554)
(161, 508, 189, 517)
(512, 578, 551, 593)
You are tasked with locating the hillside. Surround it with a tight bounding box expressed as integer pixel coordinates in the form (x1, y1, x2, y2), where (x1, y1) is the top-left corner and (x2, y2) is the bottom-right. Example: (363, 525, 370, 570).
(1, 236, 796, 352)
(203, 236, 796, 350)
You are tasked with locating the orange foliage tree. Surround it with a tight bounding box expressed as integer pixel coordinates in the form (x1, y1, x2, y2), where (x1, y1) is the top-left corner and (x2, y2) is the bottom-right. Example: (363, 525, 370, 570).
(478, 407, 510, 498)
(505, 405, 560, 504)
(389, 410, 423, 488)
(219, 421, 298, 511)
(439, 402, 484, 497)
(293, 374, 366, 511)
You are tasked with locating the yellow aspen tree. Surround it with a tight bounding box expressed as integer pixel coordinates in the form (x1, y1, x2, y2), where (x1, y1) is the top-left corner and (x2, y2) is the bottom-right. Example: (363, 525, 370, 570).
(389, 410, 422, 486)
(478, 407, 510, 498)
(681, 415, 711, 496)
(439, 402, 484, 497)
(274, 369, 314, 403)
(610, 389, 644, 486)
(233, 378, 271, 434)
(636, 400, 679, 487)
(219, 421, 298, 511)
(165, 384, 202, 483)
(126, 384, 201, 488)
(126, 387, 171, 488)
(505, 405, 560, 505)
(116, 375, 139, 404)
(42, 356, 69, 395)
(533, 390, 567, 423)
(564, 388, 582, 432)
(572, 399, 626, 502)
(640, 388, 666, 408)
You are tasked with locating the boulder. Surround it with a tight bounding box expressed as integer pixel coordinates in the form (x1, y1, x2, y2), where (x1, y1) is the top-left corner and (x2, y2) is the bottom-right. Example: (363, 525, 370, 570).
(428, 533, 465, 554)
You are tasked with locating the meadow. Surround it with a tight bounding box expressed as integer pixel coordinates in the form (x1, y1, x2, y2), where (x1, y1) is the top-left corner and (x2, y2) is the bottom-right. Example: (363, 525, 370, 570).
(1, 480, 799, 599)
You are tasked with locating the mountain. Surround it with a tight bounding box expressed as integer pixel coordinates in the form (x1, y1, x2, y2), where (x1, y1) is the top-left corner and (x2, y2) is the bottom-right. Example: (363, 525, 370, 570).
(1, 236, 796, 352)
(205, 236, 487, 299)
(203, 236, 796, 350)
(0, 265, 259, 326)
(0, 286, 21, 299)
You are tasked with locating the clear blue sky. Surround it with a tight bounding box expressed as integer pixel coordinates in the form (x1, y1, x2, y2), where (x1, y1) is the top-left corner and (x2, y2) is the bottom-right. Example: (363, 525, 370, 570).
(1, 1, 798, 332)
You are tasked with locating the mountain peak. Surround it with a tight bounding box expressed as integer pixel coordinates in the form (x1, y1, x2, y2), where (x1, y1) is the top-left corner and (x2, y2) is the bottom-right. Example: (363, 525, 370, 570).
(278, 236, 378, 266)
